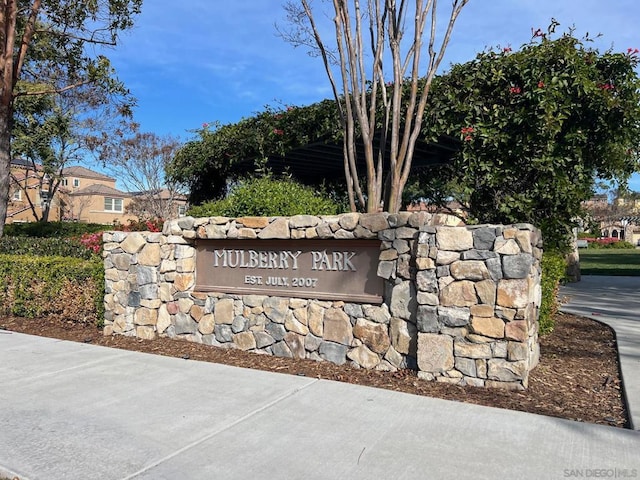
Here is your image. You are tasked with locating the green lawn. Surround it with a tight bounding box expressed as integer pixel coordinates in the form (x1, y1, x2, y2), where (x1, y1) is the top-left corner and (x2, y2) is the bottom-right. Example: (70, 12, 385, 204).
(579, 249, 640, 276)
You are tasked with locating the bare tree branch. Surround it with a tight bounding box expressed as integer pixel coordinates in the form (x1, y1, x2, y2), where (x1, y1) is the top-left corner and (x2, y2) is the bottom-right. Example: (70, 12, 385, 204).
(282, 0, 469, 213)
(15, 79, 92, 97)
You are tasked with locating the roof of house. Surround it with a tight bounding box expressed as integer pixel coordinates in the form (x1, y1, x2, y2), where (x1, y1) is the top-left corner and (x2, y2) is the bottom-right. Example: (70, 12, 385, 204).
(10, 159, 45, 184)
(69, 184, 130, 198)
(62, 166, 115, 182)
(11, 157, 38, 168)
(130, 188, 188, 201)
(11, 159, 115, 183)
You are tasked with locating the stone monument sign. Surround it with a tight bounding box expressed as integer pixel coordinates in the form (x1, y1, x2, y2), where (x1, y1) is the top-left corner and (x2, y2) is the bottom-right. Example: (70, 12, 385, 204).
(195, 239, 383, 303)
(103, 212, 543, 390)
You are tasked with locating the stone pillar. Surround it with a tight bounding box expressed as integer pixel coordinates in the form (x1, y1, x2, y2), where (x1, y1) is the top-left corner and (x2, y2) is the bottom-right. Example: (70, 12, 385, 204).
(414, 224, 542, 389)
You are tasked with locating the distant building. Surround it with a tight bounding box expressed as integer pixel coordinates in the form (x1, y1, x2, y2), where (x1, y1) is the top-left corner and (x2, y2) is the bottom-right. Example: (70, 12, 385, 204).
(600, 217, 640, 245)
(582, 193, 609, 210)
(8, 160, 187, 225)
(613, 195, 640, 214)
(127, 188, 189, 220)
(581, 193, 640, 245)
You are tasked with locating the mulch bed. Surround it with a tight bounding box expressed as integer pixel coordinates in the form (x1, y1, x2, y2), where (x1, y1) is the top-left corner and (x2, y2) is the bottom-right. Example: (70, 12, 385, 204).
(0, 311, 629, 429)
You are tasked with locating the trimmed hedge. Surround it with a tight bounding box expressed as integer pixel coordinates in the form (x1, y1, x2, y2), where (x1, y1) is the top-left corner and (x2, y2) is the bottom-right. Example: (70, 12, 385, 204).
(0, 236, 99, 260)
(0, 221, 166, 327)
(0, 254, 104, 325)
(539, 250, 568, 334)
(4, 221, 109, 238)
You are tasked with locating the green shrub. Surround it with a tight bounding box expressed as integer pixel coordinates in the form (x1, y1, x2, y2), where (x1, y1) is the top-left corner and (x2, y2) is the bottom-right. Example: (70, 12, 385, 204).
(189, 176, 345, 217)
(188, 197, 234, 218)
(4, 221, 109, 238)
(0, 236, 99, 260)
(539, 250, 568, 334)
(0, 254, 104, 325)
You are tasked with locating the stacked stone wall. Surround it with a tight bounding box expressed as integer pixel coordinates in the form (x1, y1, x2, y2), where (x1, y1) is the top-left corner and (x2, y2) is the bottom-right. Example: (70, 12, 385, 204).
(103, 212, 542, 389)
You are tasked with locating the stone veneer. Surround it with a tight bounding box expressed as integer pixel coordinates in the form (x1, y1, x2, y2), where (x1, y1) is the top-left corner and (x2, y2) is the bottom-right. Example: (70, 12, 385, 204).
(103, 212, 542, 389)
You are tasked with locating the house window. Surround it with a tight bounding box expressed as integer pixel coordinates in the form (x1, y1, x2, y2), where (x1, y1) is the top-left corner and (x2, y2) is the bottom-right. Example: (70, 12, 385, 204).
(12, 189, 21, 201)
(40, 190, 51, 207)
(73, 178, 80, 188)
(61, 178, 68, 187)
(104, 197, 123, 212)
(178, 205, 187, 217)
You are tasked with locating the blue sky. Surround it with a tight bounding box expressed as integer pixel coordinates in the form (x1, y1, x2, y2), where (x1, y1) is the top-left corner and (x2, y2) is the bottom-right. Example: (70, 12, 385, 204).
(105, 0, 640, 189)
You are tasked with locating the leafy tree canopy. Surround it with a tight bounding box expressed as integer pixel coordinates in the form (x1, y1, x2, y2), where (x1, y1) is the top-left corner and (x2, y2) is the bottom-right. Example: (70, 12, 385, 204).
(427, 24, 640, 249)
(168, 100, 341, 205)
(170, 25, 640, 251)
(0, 0, 142, 235)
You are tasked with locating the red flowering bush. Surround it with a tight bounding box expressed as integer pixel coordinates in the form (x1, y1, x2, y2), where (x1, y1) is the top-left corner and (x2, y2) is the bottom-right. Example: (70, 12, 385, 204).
(73, 219, 163, 257)
(428, 24, 640, 250)
(460, 126, 474, 141)
(588, 238, 635, 249)
(78, 232, 103, 255)
(146, 219, 162, 232)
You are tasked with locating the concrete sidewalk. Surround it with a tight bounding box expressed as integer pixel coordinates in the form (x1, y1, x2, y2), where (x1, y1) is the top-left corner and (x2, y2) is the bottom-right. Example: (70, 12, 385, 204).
(1, 331, 638, 480)
(560, 276, 640, 431)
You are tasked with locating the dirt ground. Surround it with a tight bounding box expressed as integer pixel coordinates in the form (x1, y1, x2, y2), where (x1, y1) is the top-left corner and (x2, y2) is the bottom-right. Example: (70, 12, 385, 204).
(0, 311, 629, 429)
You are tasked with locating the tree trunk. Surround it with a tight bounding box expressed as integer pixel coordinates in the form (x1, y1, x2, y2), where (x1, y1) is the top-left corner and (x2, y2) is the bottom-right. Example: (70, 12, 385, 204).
(285, 0, 469, 215)
(0, 104, 13, 237)
(41, 201, 51, 222)
(386, 173, 406, 214)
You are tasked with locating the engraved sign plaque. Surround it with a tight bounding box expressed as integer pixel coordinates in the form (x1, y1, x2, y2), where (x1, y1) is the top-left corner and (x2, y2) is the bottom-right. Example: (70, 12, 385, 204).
(195, 239, 384, 303)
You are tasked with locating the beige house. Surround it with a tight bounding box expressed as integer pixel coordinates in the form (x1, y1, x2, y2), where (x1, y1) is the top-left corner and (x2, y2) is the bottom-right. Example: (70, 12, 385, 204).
(8, 158, 56, 222)
(581, 194, 640, 245)
(600, 218, 640, 245)
(8, 160, 187, 225)
(66, 181, 137, 225)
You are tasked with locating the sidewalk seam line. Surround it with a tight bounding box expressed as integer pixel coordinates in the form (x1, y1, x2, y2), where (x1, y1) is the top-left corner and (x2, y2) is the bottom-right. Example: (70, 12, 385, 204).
(120, 378, 321, 480)
(1, 349, 138, 386)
